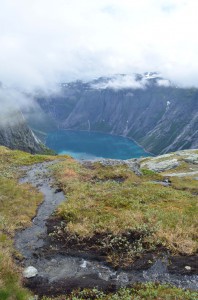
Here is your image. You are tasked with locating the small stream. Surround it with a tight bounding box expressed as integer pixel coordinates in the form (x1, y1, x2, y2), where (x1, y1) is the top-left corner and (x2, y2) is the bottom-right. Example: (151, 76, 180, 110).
(15, 162, 198, 294)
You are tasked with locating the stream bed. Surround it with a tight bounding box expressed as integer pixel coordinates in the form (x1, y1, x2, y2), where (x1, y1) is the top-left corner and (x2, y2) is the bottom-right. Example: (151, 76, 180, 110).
(14, 162, 198, 296)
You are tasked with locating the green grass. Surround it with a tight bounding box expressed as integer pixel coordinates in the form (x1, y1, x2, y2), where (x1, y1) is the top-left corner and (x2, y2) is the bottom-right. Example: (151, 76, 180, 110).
(171, 177, 198, 194)
(51, 159, 198, 266)
(41, 283, 198, 300)
(0, 146, 198, 298)
(0, 146, 59, 299)
(0, 177, 42, 299)
(0, 146, 57, 179)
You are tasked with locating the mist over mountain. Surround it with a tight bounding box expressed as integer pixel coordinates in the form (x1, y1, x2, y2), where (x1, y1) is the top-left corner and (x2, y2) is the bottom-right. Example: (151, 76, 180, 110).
(0, 85, 53, 153)
(0, 109, 49, 154)
(0, 1, 198, 155)
(27, 73, 198, 155)
(1, 0, 198, 90)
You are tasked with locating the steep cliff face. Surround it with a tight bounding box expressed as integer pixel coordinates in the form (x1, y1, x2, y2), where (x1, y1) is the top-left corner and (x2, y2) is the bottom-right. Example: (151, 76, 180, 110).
(0, 110, 50, 154)
(33, 74, 198, 155)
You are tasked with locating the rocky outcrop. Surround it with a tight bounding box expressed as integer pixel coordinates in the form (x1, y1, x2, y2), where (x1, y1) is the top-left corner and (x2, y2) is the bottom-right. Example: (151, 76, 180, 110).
(23, 266, 38, 278)
(33, 74, 198, 155)
(82, 158, 142, 176)
(141, 158, 180, 172)
(139, 149, 198, 177)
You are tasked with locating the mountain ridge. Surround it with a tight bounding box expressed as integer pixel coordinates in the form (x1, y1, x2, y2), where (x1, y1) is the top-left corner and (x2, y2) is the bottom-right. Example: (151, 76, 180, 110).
(32, 74, 198, 155)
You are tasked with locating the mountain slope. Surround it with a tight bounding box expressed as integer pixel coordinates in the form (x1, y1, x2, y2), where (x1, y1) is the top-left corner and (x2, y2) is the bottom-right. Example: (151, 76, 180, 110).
(0, 110, 51, 154)
(32, 74, 198, 155)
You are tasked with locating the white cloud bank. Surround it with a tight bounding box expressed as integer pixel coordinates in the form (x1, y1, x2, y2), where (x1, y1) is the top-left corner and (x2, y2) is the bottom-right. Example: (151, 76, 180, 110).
(91, 75, 149, 90)
(157, 79, 171, 87)
(0, 87, 35, 123)
(0, 0, 198, 90)
(91, 74, 173, 90)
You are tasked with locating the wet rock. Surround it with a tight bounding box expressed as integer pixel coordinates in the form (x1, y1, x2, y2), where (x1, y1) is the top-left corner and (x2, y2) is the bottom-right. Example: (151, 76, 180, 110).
(23, 266, 38, 278)
(54, 188, 63, 193)
(151, 180, 171, 187)
(80, 259, 87, 268)
(185, 266, 192, 271)
(28, 296, 38, 300)
(116, 272, 129, 284)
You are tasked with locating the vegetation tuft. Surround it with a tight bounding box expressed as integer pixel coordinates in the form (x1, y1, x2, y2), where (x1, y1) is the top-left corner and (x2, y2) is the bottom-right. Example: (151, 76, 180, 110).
(0, 146, 58, 299)
(41, 283, 198, 300)
(50, 159, 198, 267)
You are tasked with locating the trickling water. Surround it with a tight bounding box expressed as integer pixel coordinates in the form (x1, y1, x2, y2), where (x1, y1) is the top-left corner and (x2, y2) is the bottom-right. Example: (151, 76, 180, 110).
(15, 162, 198, 294)
(15, 161, 65, 258)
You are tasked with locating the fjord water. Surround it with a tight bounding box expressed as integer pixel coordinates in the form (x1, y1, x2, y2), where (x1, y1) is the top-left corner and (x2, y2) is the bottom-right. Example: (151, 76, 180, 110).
(46, 130, 150, 160)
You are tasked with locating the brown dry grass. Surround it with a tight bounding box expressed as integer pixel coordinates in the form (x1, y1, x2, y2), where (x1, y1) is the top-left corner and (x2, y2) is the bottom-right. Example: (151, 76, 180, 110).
(0, 146, 60, 299)
(52, 160, 198, 258)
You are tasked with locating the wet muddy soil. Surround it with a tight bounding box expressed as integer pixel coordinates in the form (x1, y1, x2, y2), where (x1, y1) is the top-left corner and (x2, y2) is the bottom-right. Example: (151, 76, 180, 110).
(45, 216, 198, 274)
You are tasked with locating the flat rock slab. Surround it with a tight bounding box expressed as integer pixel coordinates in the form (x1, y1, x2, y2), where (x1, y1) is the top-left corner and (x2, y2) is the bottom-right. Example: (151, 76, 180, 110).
(141, 158, 179, 172)
(165, 171, 198, 177)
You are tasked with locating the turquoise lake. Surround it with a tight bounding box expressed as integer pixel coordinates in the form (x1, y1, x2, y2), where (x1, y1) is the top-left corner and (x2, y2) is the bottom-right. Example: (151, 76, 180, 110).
(46, 130, 150, 160)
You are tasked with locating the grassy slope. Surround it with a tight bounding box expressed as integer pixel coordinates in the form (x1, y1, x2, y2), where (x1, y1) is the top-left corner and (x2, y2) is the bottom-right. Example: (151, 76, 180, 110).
(51, 159, 198, 267)
(0, 146, 57, 300)
(0, 146, 197, 299)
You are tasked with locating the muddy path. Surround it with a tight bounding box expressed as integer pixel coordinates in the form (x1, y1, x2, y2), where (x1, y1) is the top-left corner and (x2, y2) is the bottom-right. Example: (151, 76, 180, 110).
(15, 161, 65, 258)
(14, 161, 198, 297)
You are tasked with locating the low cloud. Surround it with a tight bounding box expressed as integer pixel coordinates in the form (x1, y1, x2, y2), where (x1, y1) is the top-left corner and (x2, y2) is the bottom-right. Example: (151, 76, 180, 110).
(157, 79, 171, 87)
(91, 75, 148, 90)
(0, 0, 198, 91)
(0, 86, 35, 124)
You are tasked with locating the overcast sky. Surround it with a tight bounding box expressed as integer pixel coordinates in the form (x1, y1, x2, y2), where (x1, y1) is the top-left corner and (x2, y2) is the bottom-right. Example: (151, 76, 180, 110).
(0, 0, 198, 89)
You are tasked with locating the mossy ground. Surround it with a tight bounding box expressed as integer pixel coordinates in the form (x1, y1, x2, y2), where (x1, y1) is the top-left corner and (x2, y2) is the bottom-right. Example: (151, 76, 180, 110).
(0, 146, 56, 179)
(0, 146, 58, 299)
(51, 159, 198, 267)
(41, 283, 198, 300)
(171, 176, 198, 194)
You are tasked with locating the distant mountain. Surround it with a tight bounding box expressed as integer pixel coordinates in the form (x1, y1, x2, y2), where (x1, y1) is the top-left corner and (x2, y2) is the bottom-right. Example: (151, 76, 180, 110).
(30, 73, 198, 155)
(0, 110, 52, 154)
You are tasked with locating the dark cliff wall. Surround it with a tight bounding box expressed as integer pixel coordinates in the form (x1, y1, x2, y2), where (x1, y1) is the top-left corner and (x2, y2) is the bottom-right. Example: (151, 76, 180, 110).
(32, 78, 198, 155)
(0, 111, 51, 154)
